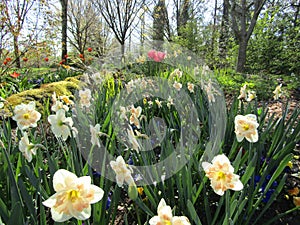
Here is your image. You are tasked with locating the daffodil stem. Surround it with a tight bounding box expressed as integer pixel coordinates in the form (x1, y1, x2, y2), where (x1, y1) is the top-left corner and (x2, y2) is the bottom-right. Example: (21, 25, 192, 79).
(134, 202, 142, 225)
(223, 191, 230, 225)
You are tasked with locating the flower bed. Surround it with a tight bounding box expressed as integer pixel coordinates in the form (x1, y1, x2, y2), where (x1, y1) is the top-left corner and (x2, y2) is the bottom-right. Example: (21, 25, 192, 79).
(0, 46, 299, 225)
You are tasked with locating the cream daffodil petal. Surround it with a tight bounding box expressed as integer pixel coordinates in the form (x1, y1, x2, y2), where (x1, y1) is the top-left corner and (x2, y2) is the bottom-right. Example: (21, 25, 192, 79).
(173, 216, 191, 225)
(202, 154, 243, 196)
(43, 169, 104, 222)
(53, 169, 77, 192)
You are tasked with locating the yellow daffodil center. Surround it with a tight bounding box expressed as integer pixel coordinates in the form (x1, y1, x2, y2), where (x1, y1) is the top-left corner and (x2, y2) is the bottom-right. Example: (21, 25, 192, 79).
(23, 113, 30, 119)
(162, 220, 172, 225)
(58, 120, 64, 126)
(242, 123, 250, 131)
(62, 97, 70, 104)
(68, 190, 80, 202)
(217, 171, 226, 181)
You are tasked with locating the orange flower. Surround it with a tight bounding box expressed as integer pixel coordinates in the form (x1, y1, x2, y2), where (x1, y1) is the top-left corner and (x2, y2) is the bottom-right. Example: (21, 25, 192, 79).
(5, 57, 11, 62)
(44, 57, 49, 62)
(79, 54, 84, 58)
(3, 60, 7, 65)
(87, 47, 92, 52)
(10, 72, 20, 78)
(288, 187, 299, 196)
(23, 57, 28, 62)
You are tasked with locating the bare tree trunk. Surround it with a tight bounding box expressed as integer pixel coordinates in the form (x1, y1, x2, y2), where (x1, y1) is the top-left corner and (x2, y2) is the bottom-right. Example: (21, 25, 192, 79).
(13, 36, 21, 68)
(153, 0, 168, 49)
(61, 0, 68, 60)
(210, 0, 218, 55)
(231, 0, 267, 72)
(219, 0, 229, 67)
(121, 43, 125, 60)
(177, 0, 190, 37)
(236, 38, 247, 72)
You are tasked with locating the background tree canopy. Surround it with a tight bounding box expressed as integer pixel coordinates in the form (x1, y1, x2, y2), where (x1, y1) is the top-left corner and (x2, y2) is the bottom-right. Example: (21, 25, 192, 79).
(0, 0, 299, 75)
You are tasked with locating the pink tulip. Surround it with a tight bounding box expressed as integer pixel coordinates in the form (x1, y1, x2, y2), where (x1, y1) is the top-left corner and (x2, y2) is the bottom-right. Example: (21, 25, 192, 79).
(147, 50, 166, 62)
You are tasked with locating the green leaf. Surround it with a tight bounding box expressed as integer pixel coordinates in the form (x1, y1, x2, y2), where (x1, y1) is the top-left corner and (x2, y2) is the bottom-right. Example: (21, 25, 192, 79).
(187, 200, 202, 225)
(18, 178, 37, 224)
(8, 202, 24, 225)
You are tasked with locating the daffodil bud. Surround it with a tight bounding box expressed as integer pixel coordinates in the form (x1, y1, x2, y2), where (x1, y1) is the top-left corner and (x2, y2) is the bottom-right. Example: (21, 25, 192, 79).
(128, 183, 138, 200)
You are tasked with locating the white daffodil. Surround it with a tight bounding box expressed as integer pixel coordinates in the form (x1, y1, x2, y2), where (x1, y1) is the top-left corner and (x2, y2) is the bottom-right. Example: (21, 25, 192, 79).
(127, 126, 140, 152)
(187, 82, 194, 93)
(204, 80, 216, 103)
(42, 169, 104, 222)
(89, 124, 107, 147)
(202, 154, 243, 196)
(110, 156, 135, 187)
(167, 96, 174, 109)
(52, 92, 57, 104)
(59, 95, 74, 106)
(48, 109, 75, 141)
(155, 99, 162, 108)
(238, 84, 247, 100)
(79, 88, 92, 108)
(170, 68, 183, 79)
(130, 105, 142, 129)
(273, 84, 282, 100)
(19, 132, 38, 162)
(51, 100, 69, 112)
(246, 90, 256, 102)
(0, 97, 5, 109)
(91, 72, 103, 85)
(125, 80, 135, 94)
(149, 198, 191, 225)
(173, 81, 182, 91)
(119, 106, 128, 120)
(90, 124, 101, 147)
(12, 101, 41, 130)
(234, 114, 259, 143)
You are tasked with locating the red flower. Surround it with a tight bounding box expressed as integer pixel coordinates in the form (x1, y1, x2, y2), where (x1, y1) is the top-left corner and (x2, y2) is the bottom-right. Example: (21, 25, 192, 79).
(59, 61, 64, 65)
(147, 50, 166, 62)
(87, 47, 92, 52)
(10, 72, 20, 78)
(79, 54, 84, 58)
(5, 57, 11, 62)
(64, 54, 69, 59)
(44, 57, 49, 62)
(3, 60, 7, 65)
(23, 57, 28, 62)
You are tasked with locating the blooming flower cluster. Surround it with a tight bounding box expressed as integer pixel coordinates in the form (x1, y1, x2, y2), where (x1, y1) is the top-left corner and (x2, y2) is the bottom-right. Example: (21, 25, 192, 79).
(234, 114, 259, 143)
(273, 84, 282, 100)
(202, 154, 243, 196)
(149, 198, 191, 225)
(48, 109, 77, 141)
(12, 101, 41, 130)
(147, 49, 166, 62)
(78, 88, 92, 109)
(19, 132, 38, 162)
(42, 169, 104, 222)
(238, 84, 256, 102)
(12, 101, 42, 162)
(110, 156, 135, 187)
